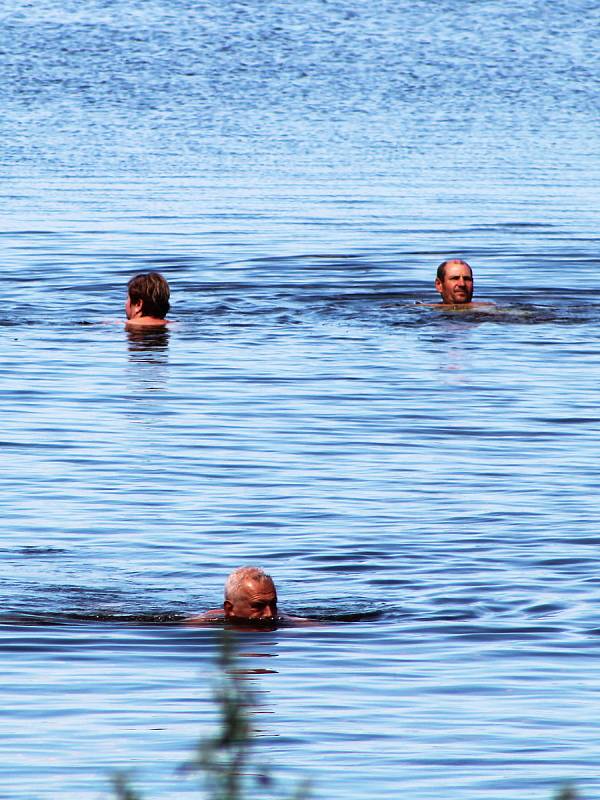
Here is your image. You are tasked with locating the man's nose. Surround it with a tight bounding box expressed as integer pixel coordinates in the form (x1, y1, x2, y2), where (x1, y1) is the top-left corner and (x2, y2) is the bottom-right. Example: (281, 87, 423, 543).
(262, 604, 276, 619)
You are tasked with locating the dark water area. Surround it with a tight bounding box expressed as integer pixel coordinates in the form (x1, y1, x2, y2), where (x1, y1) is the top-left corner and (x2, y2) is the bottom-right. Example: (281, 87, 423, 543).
(1, 0, 600, 798)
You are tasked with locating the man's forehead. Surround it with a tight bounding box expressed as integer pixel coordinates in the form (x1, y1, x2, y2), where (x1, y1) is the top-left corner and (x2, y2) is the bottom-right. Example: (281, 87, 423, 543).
(445, 260, 472, 276)
(242, 577, 276, 595)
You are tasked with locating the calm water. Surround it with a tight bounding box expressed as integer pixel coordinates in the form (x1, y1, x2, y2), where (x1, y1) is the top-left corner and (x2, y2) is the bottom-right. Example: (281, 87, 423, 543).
(1, 0, 600, 797)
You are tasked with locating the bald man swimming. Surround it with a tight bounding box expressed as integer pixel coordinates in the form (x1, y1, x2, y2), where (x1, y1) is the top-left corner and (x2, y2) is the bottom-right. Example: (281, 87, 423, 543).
(187, 567, 312, 627)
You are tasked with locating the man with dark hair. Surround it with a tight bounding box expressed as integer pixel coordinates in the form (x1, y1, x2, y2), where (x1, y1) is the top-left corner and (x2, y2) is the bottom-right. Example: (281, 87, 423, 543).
(434, 259, 474, 305)
(125, 272, 170, 326)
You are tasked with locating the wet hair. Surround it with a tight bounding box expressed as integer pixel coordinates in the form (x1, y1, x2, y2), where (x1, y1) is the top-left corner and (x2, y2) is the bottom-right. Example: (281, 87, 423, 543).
(127, 272, 170, 318)
(436, 259, 472, 281)
(225, 566, 274, 602)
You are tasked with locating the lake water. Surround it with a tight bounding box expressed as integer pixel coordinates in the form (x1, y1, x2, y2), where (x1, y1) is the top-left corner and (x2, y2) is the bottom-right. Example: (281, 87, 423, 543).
(1, 0, 600, 797)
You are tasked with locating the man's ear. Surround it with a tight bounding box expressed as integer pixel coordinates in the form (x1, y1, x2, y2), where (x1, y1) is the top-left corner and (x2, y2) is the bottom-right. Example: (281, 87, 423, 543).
(128, 298, 144, 318)
(223, 600, 233, 617)
(434, 278, 442, 294)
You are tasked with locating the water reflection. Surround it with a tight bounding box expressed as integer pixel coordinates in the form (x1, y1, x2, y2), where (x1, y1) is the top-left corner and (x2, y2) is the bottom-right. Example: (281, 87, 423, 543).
(126, 325, 170, 359)
(125, 325, 170, 394)
(236, 649, 279, 676)
(425, 320, 477, 380)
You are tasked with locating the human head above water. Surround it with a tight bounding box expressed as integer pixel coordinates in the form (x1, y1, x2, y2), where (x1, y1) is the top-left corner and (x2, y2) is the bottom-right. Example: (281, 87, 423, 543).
(224, 566, 278, 621)
(434, 259, 474, 304)
(126, 272, 170, 320)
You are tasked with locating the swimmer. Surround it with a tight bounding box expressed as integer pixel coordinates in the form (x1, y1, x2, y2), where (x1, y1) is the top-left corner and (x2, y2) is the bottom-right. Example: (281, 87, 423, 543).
(418, 259, 494, 309)
(187, 566, 313, 627)
(125, 271, 170, 327)
(435, 259, 475, 306)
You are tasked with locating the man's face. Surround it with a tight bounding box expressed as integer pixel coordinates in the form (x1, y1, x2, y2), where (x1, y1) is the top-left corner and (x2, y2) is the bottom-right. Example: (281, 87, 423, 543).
(224, 579, 278, 620)
(435, 261, 474, 304)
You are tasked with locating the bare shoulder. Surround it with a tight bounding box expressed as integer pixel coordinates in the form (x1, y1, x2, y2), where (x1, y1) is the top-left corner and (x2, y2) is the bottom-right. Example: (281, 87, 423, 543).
(125, 318, 170, 328)
(418, 301, 496, 311)
(280, 614, 323, 627)
(185, 608, 224, 626)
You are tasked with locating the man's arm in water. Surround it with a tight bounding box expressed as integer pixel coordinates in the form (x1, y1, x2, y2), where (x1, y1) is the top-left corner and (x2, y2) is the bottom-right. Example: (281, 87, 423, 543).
(185, 608, 224, 625)
(185, 610, 320, 627)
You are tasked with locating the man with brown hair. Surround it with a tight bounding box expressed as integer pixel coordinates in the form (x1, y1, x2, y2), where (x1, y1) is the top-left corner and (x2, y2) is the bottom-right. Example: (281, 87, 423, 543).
(428, 258, 494, 309)
(434, 259, 475, 305)
(125, 271, 170, 326)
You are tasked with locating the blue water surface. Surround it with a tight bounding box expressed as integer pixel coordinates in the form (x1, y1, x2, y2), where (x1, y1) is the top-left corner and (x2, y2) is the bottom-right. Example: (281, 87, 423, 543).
(1, 0, 600, 797)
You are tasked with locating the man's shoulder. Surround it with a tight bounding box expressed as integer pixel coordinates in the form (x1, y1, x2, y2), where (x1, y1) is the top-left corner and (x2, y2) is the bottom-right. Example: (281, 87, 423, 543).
(279, 613, 322, 627)
(417, 301, 495, 310)
(185, 608, 224, 626)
